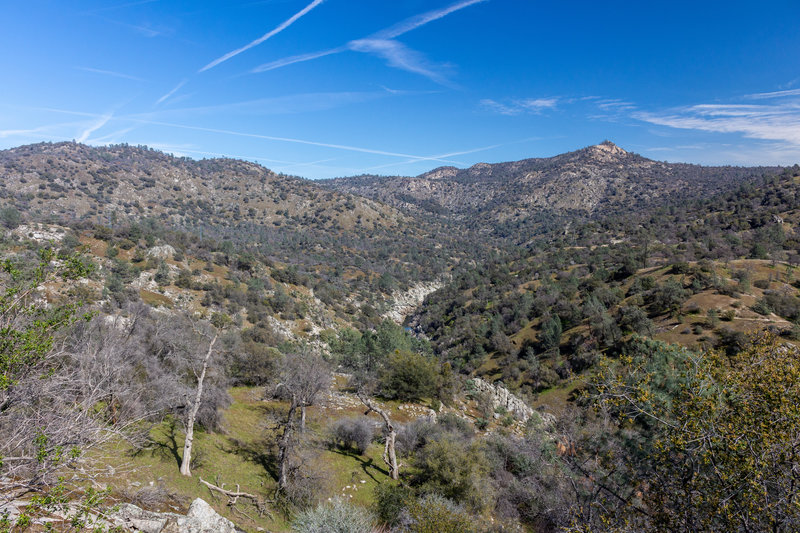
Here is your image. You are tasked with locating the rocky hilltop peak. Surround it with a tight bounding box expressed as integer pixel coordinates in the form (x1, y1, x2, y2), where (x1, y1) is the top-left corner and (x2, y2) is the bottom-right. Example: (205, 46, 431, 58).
(587, 140, 628, 157)
(321, 142, 779, 239)
(423, 166, 459, 180)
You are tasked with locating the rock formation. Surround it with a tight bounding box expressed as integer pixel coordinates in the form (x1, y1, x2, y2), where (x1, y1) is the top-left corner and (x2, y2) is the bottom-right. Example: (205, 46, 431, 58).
(112, 498, 243, 533)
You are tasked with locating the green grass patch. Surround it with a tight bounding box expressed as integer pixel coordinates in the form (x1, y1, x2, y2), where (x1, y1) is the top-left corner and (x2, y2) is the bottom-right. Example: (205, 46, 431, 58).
(139, 289, 174, 308)
(94, 386, 396, 532)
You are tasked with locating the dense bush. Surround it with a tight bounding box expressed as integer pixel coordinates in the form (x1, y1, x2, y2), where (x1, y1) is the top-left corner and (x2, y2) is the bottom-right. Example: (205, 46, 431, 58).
(329, 417, 375, 455)
(397, 494, 476, 533)
(291, 497, 377, 533)
(379, 351, 438, 402)
(410, 435, 491, 513)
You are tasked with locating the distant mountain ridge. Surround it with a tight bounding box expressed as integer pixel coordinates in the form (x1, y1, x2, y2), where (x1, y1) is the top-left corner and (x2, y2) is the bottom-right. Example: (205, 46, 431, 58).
(320, 141, 781, 234)
(0, 142, 404, 233)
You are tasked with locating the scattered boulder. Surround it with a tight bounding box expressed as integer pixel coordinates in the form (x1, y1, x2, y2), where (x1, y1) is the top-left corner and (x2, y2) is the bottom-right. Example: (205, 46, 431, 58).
(146, 245, 176, 259)
(11, 224, 66, 243)
(468, 378, 534, 422)
(112, 498, 243, 533)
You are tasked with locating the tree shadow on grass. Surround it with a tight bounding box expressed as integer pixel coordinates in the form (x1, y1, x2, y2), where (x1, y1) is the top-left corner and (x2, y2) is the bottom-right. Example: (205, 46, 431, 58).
(222, 436, 279, 483)
(134, 418, 182, 468)
(330, 447, 390, 483)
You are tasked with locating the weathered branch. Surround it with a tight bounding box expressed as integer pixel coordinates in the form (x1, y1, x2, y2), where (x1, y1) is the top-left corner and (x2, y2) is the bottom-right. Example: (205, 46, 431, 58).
(357, 392, 400, 480)
(198, 477, 271, 518)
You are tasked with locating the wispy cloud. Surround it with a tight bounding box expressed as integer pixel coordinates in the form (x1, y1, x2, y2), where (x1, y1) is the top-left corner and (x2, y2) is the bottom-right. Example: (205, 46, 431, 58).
(252, 0, 486, 84)
(76, 66, 146, 82)
(155, 79, 187, 105)
(379, 86, 441, 96)
(596, 98, 636, 111)
(634, 101, 800, 147)
(481, 97, 559, 115)
(200, 0, 325, 72)
(77, 112, 114, 142)
(349, 39, 453, 85)
(745, 88, 800, 100)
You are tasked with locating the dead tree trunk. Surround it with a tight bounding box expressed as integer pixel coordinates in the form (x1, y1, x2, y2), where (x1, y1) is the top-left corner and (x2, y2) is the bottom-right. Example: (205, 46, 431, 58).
(358, 393, 399, 480)
(180, 334, 217, 477)
(277, 395, 298, 491)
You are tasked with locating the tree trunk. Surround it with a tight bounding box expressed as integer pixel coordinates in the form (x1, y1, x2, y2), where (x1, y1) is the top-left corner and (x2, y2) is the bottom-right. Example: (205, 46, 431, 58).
(300, 404, 307, 433)
(358, 393, 399, 480)
(277, 397, 297, 491)
(180, 334, 217, 477)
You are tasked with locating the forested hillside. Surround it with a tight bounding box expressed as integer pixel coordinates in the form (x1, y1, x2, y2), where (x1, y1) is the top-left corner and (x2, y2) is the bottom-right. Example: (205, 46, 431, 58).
(322, 141, 780, 239)
(1, 142, 799, 532)
(413, 166, 800, 394)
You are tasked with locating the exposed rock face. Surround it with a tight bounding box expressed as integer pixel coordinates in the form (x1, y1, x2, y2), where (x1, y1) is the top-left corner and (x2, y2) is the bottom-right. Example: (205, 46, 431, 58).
(11, 224, 66, 243)
(112, 498, 243, 533)
(384, 280, 444, 323)
(147, 245, 177, 259)
(469, 378, 534, 422)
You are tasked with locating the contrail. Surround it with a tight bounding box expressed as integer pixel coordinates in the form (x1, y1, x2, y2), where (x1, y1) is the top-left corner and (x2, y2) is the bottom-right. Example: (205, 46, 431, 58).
(376, 0, 487, 40)
(156, 79, 187, 105)
(252, 48, 342, 73)
(251, 0, 486, 75)
(78, 112, 114, 142)
(363, 142, 502, 171)
(123, 117, 462, 162)
(200, 0, 325, 72)
(77, 66, 146, 82)
(27, 106, 465, 164)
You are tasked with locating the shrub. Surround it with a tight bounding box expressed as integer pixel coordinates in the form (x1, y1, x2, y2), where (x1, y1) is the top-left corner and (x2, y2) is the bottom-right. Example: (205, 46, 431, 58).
(410, 435, 491, 512)
(226, 342, 280, 386)
(0, 206, 22, 229)
(292, 497, 377, 533)
(751, 299, 772, 315)
(93, 225, 113, 241)
(396, 418, 439, 457)
(648, 280, 688, 315)
(174, 269, 193, 289)
(618, 306, 654, 336)
(762, 291, 800, 321)
(397, 495, 476, 533)
(374, 483, 414, 526)
(330, 418, 375, 455)
(753, 279, 771, 290)
(380, 351, 438, 402)
(671, 262, 691, 275)
(154, 260, 170, 286)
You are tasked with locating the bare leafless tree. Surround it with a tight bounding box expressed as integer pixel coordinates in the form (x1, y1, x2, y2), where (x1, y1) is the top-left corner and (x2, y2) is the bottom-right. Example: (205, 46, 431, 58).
(271, 347, 330, 492)
(180, 327, 218, 477)
(0, 304, 157, 495)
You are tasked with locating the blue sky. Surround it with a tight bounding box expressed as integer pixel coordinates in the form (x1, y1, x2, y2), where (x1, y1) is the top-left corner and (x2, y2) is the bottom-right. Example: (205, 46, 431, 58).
(1, 0, 799, 178)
